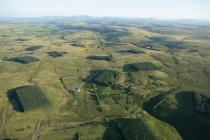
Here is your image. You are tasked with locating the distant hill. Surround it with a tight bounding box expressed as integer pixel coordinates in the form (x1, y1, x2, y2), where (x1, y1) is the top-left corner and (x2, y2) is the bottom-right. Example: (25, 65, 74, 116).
(0, 16, 209, 26)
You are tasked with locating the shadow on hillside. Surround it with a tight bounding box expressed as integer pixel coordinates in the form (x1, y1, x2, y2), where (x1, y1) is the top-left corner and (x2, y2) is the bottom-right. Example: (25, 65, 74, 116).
(102, 119, 126, 140)
(7, 88, 24, 112)
(144, 91, 210, 140)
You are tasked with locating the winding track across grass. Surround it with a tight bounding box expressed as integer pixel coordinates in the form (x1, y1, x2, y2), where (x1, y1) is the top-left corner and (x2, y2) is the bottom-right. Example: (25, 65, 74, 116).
(32, 58, 107, 139)
(32, 90, 66, 140)
(32, 65, 69, 140)
(0, 99, 8, 138)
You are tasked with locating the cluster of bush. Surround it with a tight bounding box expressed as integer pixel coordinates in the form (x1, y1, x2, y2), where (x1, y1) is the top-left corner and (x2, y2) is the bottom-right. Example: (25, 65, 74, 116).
(16, 38, 30, 42)
(117, 49, 145, 54)
(87, 55, 112, 61)
(5, 56, 39, 64)
(87, 62, 159, 87)
(88, 69, 119, 86)
(124, 62, 159, 72)
(70, 43, 85, 48)
(48, 51, 67, 58)
(193, 92, 210, 116)
(25, 45, 43, 51)
(114, 118, 157, 140)
(7, 85, 50, 112)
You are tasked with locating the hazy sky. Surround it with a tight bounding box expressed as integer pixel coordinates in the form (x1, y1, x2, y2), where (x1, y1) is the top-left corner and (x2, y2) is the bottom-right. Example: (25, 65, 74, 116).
(0, 0, 210, 20)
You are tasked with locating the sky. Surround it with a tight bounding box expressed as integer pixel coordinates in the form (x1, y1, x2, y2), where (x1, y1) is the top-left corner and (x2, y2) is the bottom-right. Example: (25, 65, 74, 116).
(0, 0, 210, 20)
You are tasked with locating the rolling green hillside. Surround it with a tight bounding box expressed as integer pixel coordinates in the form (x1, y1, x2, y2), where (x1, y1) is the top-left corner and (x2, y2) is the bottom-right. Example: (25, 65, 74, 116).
(0, 18, 210, 140)
(144, 91, 210, 140)
(104, 112, 182, 140)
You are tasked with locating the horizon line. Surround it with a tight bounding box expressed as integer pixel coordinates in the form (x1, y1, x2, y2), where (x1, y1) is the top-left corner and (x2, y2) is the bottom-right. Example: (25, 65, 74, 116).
(0, 15, 209, 22)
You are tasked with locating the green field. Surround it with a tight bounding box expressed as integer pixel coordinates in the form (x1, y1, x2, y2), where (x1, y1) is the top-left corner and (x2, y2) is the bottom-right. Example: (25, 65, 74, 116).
(0, 17, 210, 140)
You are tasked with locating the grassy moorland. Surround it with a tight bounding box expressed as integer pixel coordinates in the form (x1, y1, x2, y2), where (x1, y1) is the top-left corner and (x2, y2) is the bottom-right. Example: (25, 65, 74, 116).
(0, 17, 210, 140)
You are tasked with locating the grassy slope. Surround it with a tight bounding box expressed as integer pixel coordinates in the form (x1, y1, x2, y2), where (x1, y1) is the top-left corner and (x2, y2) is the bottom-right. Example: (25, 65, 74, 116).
(111, 112, 182, 140)
(144, 91, 210, 140)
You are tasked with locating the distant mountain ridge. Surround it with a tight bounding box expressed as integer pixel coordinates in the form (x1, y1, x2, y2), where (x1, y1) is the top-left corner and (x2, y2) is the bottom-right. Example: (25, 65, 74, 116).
(0, 16, 209, 26)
